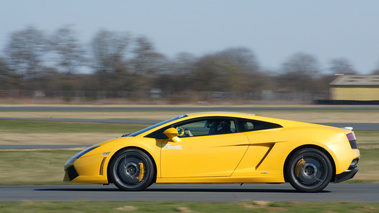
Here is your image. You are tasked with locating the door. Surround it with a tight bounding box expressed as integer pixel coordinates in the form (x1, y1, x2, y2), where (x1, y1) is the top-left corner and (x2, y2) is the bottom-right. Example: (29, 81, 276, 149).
(160, 118, 250, 178)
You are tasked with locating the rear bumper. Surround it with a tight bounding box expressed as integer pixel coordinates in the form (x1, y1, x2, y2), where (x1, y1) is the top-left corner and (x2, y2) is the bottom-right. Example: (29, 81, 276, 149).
(334, 157, 360, 183)
(334, 167, 359, 183)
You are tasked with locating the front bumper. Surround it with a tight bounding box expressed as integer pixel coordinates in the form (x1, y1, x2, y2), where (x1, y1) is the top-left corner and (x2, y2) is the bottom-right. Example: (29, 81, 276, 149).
(64, 164, 79, 181)
(334, 157, 359, 183)
(63, 154, 109, 184)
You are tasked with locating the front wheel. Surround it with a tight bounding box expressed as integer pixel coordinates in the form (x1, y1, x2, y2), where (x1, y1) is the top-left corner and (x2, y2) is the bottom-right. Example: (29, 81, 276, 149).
(109, 149, 155, 191)
(286, 148, 333, 192)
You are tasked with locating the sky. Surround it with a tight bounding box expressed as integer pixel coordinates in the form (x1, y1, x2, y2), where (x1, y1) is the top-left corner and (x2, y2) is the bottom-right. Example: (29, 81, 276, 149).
(1, 0, 379, 74)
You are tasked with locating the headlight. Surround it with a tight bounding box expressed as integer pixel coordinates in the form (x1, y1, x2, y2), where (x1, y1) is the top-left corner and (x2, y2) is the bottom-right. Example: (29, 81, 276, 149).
(72, 146, 99, 159)
(65, 146, 99, 165)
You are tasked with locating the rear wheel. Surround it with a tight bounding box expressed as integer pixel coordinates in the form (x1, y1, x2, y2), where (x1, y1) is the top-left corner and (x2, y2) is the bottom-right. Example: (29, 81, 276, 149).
(109, 149, 155, 191)
(286, 148, 332, 192)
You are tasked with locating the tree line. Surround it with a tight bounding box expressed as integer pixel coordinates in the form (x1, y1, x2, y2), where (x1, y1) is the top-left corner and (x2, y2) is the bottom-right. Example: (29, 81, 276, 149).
(1, 26, 377, 102)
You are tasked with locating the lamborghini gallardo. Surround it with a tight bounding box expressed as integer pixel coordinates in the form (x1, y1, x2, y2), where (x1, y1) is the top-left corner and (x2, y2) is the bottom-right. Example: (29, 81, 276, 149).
(64, 112, 360, 192)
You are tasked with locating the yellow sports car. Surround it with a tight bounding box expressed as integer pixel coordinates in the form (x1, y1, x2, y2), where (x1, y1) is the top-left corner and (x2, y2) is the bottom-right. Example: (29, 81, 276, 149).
(64, 112, 360, 192)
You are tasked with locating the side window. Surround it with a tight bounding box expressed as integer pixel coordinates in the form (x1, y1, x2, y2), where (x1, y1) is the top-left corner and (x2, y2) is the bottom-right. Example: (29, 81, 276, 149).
(238, 119, 282, 132)
(146, 117, 237, 139)
(243, 121, 255, 131)
(178, 120, 208, 137)
(178, 118, 236, 137)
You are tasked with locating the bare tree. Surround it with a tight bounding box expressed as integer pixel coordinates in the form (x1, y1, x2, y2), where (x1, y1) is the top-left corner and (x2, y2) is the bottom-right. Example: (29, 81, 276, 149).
(191, 48, 261, 92)
(91, 29, 131, 74)
(216, 48, 261, 92)
(372, 69, 379, 75)
(329, 58, 357, 75)
(279, 52, 321, 92)
(0, 57, 8, 75)
(0, 57, 10, 89)
(217, 47, 259, 74)
(171, 52, 196, 75)
(282, 53, 320, 77)
(154, 52, 196, 92)
(49, 26, 86, 74)
(131, 36, 166, 76)
(4, 26, 46, 78)
(191, 53, 222, 91)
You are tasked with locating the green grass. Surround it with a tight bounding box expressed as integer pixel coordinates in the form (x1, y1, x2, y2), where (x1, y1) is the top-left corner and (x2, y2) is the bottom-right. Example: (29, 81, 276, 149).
(351, 148, 379, 182)
(0, 120, 147, 133)
(355, 131, 379, 144)
(0, 201, 378, 212)
(0, 150, 78, 185)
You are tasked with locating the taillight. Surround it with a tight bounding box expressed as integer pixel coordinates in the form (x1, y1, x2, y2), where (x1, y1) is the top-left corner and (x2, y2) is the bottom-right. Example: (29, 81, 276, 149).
(346, 133, 357, 149)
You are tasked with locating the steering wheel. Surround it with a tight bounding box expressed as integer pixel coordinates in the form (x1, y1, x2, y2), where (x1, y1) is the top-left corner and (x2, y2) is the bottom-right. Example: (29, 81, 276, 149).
(176, 127, 185, 136)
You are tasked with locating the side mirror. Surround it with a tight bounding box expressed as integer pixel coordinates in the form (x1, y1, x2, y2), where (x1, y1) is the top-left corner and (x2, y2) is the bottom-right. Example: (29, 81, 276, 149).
(163, 128, 181, 142)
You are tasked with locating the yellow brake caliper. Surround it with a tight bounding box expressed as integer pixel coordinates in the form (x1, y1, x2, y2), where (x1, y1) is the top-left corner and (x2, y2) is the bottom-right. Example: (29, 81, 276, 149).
(138, 161, 145, 182)
(295, 158, 306, 177)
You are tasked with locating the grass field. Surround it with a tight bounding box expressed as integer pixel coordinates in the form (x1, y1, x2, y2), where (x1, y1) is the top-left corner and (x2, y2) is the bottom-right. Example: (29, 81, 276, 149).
(1, 201, 379, 213)
(0, 120, 146, 133)
(0, 120, 146, 145)
(0, 150, 77, 185)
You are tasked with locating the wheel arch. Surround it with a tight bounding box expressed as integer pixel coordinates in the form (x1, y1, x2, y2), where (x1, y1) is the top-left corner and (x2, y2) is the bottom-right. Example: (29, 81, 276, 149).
(107, 146, 158, 184)
(283, 145, 336, 182)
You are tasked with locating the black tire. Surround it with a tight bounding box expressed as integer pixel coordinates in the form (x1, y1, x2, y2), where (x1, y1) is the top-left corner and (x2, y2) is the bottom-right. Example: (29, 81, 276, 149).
(285, 148, 333, 192)
(109, 149, 155, 191)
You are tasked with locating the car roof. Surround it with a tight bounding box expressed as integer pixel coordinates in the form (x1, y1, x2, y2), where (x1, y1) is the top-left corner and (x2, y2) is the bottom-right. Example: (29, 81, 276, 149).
(186, 111, 256, 118)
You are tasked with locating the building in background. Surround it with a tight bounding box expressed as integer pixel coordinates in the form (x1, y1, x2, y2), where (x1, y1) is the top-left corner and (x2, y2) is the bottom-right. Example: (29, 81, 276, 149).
(330, 75, 379, 101)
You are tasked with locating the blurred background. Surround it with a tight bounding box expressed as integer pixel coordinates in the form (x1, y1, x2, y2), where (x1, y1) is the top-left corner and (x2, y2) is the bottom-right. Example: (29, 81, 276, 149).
(1, 1, 379, 105)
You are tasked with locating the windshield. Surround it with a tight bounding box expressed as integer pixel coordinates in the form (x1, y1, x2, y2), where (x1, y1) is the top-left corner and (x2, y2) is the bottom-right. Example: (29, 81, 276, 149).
(127, 114, 188, 137)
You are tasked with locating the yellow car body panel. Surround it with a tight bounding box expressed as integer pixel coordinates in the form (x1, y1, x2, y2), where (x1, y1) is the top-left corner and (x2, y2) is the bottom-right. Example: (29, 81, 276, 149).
(64, 112, 360, 191)
(160, 132, 249, 178)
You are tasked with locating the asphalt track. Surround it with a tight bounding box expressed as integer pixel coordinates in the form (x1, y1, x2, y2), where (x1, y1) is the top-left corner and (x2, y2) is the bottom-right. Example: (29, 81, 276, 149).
(1, 183, 378, 202)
